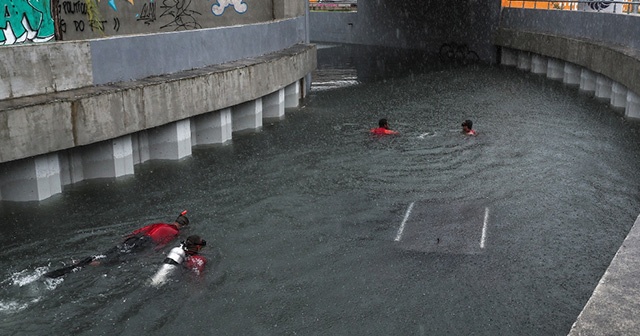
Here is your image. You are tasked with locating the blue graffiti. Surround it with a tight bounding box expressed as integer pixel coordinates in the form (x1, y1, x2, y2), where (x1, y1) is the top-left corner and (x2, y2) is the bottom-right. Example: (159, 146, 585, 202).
(1, 0, 55, 44)
(211, 0, 246, 16)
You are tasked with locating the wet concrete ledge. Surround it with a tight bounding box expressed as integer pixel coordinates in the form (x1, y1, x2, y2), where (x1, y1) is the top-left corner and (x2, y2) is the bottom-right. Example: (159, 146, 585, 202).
(494, 28, 640, 97)
(0, 44, 316, 164)
(569, 215, 640, 335)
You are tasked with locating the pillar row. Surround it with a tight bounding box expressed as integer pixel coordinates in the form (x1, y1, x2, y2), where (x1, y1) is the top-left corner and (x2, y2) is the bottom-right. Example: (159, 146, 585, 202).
(547, 59, 564, 80)
(501, 48, 518, 66)
(595, 75, 613, 100)
(611, 82, 628, 110)
(147, 119, 192, 160)
(191, 108, 233, 146)
(580, 69, 597, 93)
(563, 63, 581, 85)
(263, 89, 285, 120)
(0, 153, 62, 202)
(531, 54, 547, 74)
(232, 98, 263, 133)
(285, 81, 301, 108)
(626, 91, 640, 119)
(516, 51, 532, 71)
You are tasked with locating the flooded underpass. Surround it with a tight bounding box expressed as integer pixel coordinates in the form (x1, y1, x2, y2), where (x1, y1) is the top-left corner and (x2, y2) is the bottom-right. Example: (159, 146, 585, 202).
(1, 44, 640, 335)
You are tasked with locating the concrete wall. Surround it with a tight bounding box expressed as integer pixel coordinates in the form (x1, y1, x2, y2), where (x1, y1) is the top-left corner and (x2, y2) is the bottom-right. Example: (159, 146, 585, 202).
(495, 8, 640, 105)
(499, 8, 640, 49)
(57, 0, 273, 41)
(309, 0, 501, 63)
(0, 43, 316, 164)
(0, 0, 305, 44)
(0, 17, 306, 100)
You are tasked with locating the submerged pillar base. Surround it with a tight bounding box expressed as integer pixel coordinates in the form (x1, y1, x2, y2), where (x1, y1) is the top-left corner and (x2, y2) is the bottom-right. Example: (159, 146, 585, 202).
(0, 153, 62, 202)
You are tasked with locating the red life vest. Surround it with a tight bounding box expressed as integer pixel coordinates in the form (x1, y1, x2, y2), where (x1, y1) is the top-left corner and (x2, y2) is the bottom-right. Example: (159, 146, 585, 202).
(185, 254, 207, 275)
(130, 223, 180, 245)
(370, 127, 398, 135)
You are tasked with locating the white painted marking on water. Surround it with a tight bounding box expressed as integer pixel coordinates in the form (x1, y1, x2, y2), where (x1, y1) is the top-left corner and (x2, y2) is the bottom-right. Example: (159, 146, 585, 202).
(395, 202, 415, 242)
(481, 207, 489, 249)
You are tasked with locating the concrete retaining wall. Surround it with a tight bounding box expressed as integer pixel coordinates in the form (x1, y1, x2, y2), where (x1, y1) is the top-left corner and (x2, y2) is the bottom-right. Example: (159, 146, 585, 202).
(0, 0, 305, 44)
(0, 43, 316, 164)
(310, 0, 501, 63)
(495, 8, 640, 120)
(494, 28, 640, 99)
(0, 17, 307, 100)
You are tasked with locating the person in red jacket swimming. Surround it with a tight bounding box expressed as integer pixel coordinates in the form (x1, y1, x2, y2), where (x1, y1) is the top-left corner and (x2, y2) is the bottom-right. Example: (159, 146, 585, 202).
(44, 211, 190, 278)
(125, 211, 189, 247)
(461, 119, 477, 136)
(370, 118, 399, 135)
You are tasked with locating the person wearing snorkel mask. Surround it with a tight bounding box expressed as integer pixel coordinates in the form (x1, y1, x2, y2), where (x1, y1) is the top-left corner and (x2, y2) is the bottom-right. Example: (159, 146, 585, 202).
(44, 211, 191, 278)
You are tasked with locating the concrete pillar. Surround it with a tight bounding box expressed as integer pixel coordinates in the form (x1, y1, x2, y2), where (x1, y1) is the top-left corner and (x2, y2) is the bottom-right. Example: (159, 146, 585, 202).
(263, 89, 285, 120)
(501, 48, 518, 66)
(595, 75, 613, 99)
(232, 99, 263, 133)
(547, 59, 564, 80)
(626, 91, 640, 119)
(531, 54, 548, 74)
(133, 131, 151, 165)
(80, 135, 135, 179)
(148, 119, 192, 160)
(285, 81, 300, 108)
(516, 51, 531, 71)
(580, 69, 597, 93)
(191, 108, 232, 145)
(59, 149, 84, 186)
(611, 82, 628, 110)
(563, 63, 581, 85)
(0, 153, 62, 202)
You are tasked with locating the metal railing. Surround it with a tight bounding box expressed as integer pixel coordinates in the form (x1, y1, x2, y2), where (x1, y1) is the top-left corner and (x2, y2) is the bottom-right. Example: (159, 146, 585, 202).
(502, 0, 640, 14)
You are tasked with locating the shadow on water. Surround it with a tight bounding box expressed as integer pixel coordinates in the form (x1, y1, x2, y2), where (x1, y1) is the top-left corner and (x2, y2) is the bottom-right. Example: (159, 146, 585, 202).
(1, 43, 640, 335)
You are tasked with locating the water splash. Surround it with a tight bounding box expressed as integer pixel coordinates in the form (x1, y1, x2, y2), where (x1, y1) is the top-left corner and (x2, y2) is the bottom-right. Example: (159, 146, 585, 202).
(0, 267, 63, 314)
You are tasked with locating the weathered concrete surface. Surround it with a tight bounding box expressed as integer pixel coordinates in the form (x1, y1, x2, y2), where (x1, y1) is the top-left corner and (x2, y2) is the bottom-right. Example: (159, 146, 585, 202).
(0, 43, 316, 164)
(569, 215, 640, 335)
(494, 28, 640, 98)
(310, 0, 501, 63)
(1, 17, 307, 100)
(58, 0, 303, 41)
(0, 41, 94, 100)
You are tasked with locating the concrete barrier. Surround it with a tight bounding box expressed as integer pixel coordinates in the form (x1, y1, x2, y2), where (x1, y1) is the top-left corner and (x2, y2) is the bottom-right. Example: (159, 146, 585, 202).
(0, 44, 316, 201)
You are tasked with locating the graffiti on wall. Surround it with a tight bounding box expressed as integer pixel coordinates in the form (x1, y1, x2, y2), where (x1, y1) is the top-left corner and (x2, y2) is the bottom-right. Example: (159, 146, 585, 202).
(2, 0, 258, 43)
(1, 0, 55, 44)
(160, 0, 201, 30)
(212, 0, 246, 16)
(58, 0, 118, 36)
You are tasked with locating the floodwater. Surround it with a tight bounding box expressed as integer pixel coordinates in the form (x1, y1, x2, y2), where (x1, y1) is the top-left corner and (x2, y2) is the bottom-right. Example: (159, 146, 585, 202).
(1, 44, 640, 335)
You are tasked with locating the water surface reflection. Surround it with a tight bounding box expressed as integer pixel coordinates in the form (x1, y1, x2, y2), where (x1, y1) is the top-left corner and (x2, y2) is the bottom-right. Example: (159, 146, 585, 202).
(1, 44, 639, 335)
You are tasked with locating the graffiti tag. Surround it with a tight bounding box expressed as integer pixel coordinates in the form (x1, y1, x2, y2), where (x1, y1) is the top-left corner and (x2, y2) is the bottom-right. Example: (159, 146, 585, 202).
(1, 0, 54, 45)
(211, 0, 247, 16)
(138, 2, 156, 25)
(160, 0, 201, 30)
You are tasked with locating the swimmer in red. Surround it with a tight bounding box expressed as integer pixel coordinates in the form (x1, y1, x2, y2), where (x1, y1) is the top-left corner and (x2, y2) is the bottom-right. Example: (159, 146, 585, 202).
(149, 235, 207, 287)
(461, 119, 477, 136)
(44, 211, 190, 278)
(183, 235, 207, 275)
(370, 118, 399, 135)
(127, 211, 189, 246)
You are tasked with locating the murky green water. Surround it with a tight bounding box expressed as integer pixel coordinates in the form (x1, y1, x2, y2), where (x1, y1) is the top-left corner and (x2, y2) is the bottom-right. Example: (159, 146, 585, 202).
(1, 44, 639, 335)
